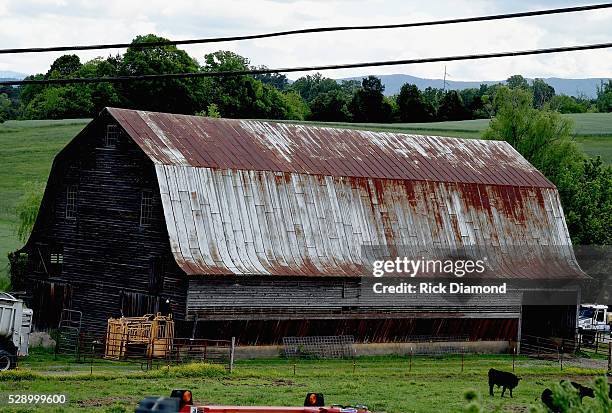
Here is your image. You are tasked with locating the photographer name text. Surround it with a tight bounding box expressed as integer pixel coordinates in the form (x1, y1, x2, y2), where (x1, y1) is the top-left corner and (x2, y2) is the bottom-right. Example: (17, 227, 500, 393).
(372, 281, 507, 295)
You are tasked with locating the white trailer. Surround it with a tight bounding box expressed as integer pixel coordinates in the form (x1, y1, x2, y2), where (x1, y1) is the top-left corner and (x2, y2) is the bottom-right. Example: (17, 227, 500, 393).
(578, 304, 610, 332)
(0, 292, 33, 370)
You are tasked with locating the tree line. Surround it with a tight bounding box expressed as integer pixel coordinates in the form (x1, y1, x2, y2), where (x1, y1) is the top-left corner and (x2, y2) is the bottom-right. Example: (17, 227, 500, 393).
(1, 34, 612, 123)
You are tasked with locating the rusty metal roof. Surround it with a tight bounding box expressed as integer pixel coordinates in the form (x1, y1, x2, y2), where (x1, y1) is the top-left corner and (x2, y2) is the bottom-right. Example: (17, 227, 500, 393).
(106, 108, 584, 280)
(108, 108, 553, 188)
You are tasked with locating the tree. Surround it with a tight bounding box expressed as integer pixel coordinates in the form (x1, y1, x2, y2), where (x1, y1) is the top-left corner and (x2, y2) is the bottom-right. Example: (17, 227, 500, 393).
(548, 94, 588, 113)
(202, 50, 290, 119)
(47, 54, 82, 78)
(0, 93, 10, 123)
(118, 34, 206, 114)
(438, 90, 468, 121)
(251, 66, 289, 90)
(421, 87, 444, 116)
(309, 90, 352, 121)
(596, 80, 612, 112)
(349, 76, 392, 122)
(506, 74, 529, 90)
(15, 182, 45, 243)
(290, 73, 340, 103)
(396, 84, 431, 122)
(483, 86, 612, 246)
(281, 91, 310, 120)
(532, 78, 555, 109)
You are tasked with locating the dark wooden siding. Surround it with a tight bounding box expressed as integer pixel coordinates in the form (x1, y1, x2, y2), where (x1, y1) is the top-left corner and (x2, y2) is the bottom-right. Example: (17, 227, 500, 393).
(186, 276, 522, 320)
(191, 319, 519, 345)
(21, 114, 187, 334)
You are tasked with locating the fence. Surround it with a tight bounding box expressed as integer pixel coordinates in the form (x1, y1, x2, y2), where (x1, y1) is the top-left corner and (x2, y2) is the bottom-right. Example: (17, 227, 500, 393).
(71, 332, 235, 371)
(520, 331, 612, 371)
(283, 336, 355, 359)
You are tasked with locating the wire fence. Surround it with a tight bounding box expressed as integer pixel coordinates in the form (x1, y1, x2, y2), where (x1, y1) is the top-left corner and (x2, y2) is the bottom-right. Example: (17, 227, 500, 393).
(54, 331, 235, 371)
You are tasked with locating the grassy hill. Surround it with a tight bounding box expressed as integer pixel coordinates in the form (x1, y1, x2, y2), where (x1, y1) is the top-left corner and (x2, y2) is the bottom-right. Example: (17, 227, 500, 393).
(1, 113, 611, 288)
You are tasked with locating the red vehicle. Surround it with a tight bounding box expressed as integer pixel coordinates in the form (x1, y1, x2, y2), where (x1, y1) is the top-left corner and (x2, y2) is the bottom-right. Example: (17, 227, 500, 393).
(135, 391, 370, 413)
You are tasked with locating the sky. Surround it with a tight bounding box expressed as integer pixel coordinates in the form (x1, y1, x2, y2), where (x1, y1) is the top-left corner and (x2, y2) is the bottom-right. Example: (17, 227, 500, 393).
(0, 0, 611, 81)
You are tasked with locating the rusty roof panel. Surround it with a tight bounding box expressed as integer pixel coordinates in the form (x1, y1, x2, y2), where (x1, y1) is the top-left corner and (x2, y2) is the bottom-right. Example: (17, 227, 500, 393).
(108, 108, 554, 188)
(105, 108, 583, 280)
(153, 164, 581, 279)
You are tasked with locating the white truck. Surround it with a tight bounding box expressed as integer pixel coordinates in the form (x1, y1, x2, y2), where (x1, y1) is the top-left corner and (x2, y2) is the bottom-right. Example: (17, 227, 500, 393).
(0, 292, 33, 370)
(578, 304, 611, 332)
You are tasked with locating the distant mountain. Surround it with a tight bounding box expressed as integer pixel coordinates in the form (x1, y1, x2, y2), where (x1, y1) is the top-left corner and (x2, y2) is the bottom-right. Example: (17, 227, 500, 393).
(0, 70, 27, 81)
(338, 74, 610, 98)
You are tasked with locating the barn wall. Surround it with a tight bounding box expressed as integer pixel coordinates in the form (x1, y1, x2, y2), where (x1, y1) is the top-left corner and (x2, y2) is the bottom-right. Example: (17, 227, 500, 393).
(191, 318, 519, 345)
(21, 114, 187, 334)
(186, 276, 522, 319)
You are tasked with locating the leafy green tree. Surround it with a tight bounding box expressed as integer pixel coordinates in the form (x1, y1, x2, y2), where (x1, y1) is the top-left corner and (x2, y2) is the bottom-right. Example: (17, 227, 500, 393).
(349, 76, 392, 122)
(281, 91, 310, 120)
(484, 86, 612, 246)
(290, 73, 341, 103)
(47, 54, 82, 78)
(422, 87, 444, 116)
(15, 182, 45, 243)
(596, 80, 612, 112)
(118, 34, 206, 114)
(438, 90, 468, 121)
(532, 78, 555, 109)
(396, 83, 432, 122)
(309, 89, 352, 121)
(251, 66, 289, 90)
(0, 93, 10, 123)
(548, 95, 588, 113)
(558, 157, 612, 245)
(22, 86, 94, 119)
(506, 74, 529, 90)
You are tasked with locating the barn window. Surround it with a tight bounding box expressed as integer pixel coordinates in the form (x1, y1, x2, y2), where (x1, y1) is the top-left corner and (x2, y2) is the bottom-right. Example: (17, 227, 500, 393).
(50, 252, 63, 265)
(49, 248, 63, 275)
(105, 124, 121, 147)
(140, 191, 153, 226)
(66, 185, 78, 220)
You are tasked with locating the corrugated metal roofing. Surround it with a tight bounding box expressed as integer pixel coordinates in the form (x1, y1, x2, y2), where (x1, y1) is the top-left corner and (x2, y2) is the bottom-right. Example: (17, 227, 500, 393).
(108, 108, 553, 188)
(106, 108, 584, 280)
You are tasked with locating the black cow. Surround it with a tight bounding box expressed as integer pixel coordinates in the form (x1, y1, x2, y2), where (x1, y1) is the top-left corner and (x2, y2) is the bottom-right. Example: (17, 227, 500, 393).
(488, 368, 521, 397)
(541, 388, 557, 412)
(565, 381, 594, 400)
(541, 381, 595, 412)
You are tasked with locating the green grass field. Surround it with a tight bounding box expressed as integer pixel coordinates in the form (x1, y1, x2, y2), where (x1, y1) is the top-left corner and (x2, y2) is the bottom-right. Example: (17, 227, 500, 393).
(1, 113, 611, 288)
(0, 350, 609, 413)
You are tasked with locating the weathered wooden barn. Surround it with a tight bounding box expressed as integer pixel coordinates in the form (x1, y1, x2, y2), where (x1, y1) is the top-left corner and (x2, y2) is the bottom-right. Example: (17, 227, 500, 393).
(14, 108, 587, 344)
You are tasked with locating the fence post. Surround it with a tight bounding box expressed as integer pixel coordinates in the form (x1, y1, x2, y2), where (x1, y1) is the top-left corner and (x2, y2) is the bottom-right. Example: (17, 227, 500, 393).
(595, 333, 599, 354)
(560, 346, 564, 371)
(229, 337, 235, 372)
(409, 347, 413, 374)
(512, 347, 516, 372)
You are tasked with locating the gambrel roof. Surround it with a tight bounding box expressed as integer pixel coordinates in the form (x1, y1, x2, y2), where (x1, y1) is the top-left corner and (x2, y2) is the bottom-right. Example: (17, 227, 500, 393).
(106, 107, 583, 279)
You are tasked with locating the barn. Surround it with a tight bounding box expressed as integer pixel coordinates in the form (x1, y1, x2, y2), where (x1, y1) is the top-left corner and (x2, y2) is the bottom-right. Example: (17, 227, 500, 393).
(12, 107, 587, 345)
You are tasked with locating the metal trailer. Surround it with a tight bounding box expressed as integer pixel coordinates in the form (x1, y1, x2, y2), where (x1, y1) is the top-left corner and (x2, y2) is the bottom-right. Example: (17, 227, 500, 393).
(0, 292, 33, 370)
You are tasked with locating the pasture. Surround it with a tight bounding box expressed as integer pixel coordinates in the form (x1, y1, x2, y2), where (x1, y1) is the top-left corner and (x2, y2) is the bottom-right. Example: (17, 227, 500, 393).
(0, 114, 611, 287)
(0, 349, 609, 412)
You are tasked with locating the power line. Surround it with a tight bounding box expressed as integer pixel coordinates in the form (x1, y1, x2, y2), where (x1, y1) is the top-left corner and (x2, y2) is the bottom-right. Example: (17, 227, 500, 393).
(1, 3, 611, 55)
(1, 42, 610, 87)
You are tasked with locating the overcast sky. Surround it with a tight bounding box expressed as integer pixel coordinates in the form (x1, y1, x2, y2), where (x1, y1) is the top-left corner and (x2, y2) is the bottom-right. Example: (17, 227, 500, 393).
(0, 0, 611, 80)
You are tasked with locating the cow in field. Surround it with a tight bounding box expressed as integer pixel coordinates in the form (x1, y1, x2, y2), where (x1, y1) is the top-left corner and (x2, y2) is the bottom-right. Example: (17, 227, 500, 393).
(488, 368, 521, 397)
